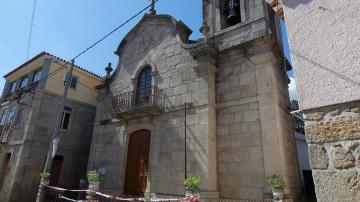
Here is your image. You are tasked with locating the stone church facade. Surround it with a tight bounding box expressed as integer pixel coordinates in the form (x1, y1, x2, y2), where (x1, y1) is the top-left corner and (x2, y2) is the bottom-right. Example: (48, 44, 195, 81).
(89, 0, 301, 201)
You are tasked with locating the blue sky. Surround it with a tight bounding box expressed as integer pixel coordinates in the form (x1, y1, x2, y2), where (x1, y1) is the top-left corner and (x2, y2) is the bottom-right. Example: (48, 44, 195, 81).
(0, 0, 297, 100)
(279, 17, 297, 100)
(0, 0, 202, 89)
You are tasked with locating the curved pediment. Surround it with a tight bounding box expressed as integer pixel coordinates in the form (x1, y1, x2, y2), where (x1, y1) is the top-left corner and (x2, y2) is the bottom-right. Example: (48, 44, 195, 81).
(115, 14, 192, 56)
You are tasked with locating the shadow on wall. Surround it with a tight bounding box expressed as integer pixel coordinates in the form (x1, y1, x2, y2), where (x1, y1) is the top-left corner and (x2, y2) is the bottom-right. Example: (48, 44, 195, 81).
(283, 0, 313, 9)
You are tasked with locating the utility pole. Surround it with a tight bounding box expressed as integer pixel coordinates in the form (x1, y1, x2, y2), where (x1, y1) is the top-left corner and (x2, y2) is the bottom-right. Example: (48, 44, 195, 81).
(36, 59, 74, 202)
(184, 102, 187, 180)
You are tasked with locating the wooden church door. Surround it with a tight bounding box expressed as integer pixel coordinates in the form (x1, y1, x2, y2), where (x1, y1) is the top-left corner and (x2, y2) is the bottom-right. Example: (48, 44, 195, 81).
(124, 129, 151, 197)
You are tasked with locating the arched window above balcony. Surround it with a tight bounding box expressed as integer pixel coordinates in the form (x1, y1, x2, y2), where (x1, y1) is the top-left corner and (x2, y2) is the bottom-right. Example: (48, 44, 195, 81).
(137, 66, 152, 91)
(136, 66, 152, 103)
(112, 64, 164, 119)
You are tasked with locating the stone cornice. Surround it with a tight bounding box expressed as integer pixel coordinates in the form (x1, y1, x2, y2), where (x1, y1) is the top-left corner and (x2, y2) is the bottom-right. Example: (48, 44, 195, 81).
(183, 40, 217, 59)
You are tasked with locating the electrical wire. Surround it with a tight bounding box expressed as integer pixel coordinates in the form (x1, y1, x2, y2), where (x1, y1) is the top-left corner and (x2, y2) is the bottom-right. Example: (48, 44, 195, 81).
(289, 49, 360, 88)
(265, 1, 360, 88)
(26, 0, 37, 59)
(23, 0, 359, 98)
(275, 40, 360, 88)
(72, 0, 160, 61)
(17, 0, 161, 99)
(78, 81, 97, 92)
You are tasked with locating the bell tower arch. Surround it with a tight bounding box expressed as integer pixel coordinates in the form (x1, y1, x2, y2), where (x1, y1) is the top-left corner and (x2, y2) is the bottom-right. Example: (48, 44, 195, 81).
(222, 0, 242, 26)
(202, 0, 267, 33)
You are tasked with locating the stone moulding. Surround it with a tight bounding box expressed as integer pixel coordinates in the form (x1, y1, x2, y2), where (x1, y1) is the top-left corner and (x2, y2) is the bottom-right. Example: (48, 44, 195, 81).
(305, 115, 360, 144)
(304, 112, 324, 121)
(183, 40, 217, 59)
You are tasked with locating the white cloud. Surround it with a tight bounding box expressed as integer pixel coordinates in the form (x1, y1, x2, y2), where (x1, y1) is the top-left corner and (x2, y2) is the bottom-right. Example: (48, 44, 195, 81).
(288, 77, 298, 101)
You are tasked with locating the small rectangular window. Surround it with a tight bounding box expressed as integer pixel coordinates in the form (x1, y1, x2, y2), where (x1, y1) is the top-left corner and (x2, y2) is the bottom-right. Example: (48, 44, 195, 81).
(14, 108, 24, 126)
(0, 109, 8, 125)
(60, 107, 72, 130)
(70, 76, 78, 89)
(7, 81, 17, 96)
(32, 68, 42, 83)
(19, 75, 29, 89)
(7, 106, 16, 124)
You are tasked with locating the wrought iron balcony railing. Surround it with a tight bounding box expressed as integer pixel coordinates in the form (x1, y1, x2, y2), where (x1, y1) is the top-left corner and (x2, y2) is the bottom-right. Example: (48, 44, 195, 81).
(112, 86, 165, 119)
(0, 124, 11, 143)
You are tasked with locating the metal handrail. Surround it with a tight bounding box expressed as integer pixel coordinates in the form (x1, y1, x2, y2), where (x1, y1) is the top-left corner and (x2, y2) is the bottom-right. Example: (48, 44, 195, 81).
(0, 124, 11, 143)
(112, 86, 165, 115)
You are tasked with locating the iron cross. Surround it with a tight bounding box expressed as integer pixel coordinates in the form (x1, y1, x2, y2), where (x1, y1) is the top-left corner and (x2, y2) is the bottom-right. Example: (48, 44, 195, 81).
(150, 0, 156, 15)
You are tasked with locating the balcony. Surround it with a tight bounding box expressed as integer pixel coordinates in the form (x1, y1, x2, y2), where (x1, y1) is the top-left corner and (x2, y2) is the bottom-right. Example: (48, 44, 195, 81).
(112, 86, 165, 119)
(0, 124, 11, 143)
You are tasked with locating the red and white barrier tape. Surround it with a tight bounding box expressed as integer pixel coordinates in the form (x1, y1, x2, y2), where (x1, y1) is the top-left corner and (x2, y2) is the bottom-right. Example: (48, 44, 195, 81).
(41, 182, 87, 192)
(183, 195, 200, 202)
(59, 195, 78, 202)
(41, 183, 199, 202)
(96, 191, 184, 201)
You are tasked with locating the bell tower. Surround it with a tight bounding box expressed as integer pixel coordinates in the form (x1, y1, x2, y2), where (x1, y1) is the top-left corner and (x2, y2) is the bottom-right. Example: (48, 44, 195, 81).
(200, 0, 302, 201)
(202, 0, 267, 33)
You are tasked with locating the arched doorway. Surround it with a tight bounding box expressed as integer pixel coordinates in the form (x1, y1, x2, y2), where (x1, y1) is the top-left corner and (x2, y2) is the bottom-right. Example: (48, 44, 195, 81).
(124, 129, 151, 197)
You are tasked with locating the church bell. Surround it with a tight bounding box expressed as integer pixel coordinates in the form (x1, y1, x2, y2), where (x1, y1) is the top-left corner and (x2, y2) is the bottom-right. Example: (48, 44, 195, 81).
(226, 0, 241, 25)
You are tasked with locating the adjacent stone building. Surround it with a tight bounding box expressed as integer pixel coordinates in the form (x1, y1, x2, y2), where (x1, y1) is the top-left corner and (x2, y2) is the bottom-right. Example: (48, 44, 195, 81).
(283, 0, 360, 201)
(0, 52, 101, 202)
(88, 1, 301, 201)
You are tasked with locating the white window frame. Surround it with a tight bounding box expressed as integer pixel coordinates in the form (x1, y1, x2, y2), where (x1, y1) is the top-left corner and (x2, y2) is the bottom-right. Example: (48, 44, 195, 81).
(19, 75, 29, 90)
(70, 76, 78, 89)
(59, 107, 72, 130)
(14, 108, 24, 126)
(32, 68, 42, 83)
(7, 81, 17, 96)
(7, 105, 17, 125)
(0, 108, 9, 126)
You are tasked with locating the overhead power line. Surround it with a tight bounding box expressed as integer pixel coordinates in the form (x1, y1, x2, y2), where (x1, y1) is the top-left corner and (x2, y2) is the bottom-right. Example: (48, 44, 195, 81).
(72, 0, 160, 61)
(78, 81, 97, 93)
(263, 10, 360, 89)
(19, 0, 160, 98)
(273, 40, 360, 89)
(26, 0, 37, 59)
(290, 50, 360, 88)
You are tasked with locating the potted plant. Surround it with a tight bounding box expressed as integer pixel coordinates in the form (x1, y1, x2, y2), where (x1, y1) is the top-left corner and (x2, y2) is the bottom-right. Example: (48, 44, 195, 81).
(184, 176, 200, 196)
(265, 175, 286, 200)
(39, 172, 51, 185)
(87, 170, 101, 192)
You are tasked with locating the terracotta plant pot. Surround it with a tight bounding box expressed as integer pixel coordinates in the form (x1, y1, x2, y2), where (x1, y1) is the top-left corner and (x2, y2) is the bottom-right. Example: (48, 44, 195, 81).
(272, 189, 284, 200)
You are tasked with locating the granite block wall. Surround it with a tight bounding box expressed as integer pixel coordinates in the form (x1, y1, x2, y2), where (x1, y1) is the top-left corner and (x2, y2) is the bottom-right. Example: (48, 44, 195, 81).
(305, 103, 360, 201)
(0, 90, 96, 202)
